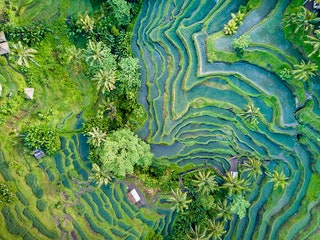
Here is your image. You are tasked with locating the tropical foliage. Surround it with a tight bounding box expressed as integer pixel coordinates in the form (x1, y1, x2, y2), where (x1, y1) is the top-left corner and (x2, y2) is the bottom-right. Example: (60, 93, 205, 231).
(230, 195, 250, 219)
(238, 104, 260, 125)
(89, 163, 112, 187)
(167, 188, 191, 213)
(192, 170, 218, 195)
(292, 60, 317, 82)
(0, 183, 15, 205)
(95, 128, 153, 178)
(267, 170, 289, 190)
(242, 157, 262, 180)
(10, 41, 38, 67)
(23, 125, 60, 155)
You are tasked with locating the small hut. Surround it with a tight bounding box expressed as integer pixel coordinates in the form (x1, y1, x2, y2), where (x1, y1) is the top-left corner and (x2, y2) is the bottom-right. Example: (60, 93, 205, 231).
(33, 149, 45, 160)
(24, 88, 34, 99)
(0, 32, 10, 55)
(126, 188, 141, 204)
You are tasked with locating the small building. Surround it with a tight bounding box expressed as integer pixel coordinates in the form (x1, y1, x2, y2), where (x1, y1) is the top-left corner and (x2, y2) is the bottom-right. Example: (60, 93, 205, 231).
(0, 32, 10, 55)
(24, 88, 34, 99)
(231, 171, 238, 179)
(33, 149, 45, 160)
(126, 188, 141, 204)
(0, 84, 2, 97)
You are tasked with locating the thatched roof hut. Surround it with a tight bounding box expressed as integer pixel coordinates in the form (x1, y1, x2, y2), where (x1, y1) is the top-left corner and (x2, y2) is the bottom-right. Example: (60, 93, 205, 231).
(0, 32, 6, 43)
(127, 188, 141, 204)
(24, 88, 34, 99)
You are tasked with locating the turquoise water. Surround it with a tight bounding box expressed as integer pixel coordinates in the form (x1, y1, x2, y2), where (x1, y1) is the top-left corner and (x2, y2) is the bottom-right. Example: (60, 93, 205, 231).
(133, 0, 320, 238)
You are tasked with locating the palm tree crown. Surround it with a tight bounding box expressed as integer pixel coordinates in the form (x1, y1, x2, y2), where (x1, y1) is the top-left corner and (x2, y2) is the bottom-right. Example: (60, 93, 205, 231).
(267, 170, 288, 190)
(167, 188, 191, 213)
(90, 163, 112, 187)
(304, 30, 320, 57)
(239, 104, 260, 124)
(87, 127, 107, 147)
(221, 172, 250, 196)
(192, 170, 218, 195)
(93, 69, 117, 94)
(292, 60, 317, 82)
(186, 225, 209, 240)
(242, 157, 262, 180)
(11, 41, 38, 67)
(206, 219, 226, 240)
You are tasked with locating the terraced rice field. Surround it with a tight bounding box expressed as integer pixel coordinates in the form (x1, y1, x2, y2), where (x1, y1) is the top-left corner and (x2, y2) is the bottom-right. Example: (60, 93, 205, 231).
(133, 0, 320, 239)
(0, 131, 173, 239)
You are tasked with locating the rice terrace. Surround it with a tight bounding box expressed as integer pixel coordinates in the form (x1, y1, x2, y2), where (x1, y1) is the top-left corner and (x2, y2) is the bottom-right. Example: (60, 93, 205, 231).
(0, 0, 319, 239)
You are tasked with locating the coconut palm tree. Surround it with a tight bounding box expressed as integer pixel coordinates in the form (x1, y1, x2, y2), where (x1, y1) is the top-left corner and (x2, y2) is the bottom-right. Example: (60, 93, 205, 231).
(87, 127, 107, 147)
(167, 188, 191, 213)
(206, 219, 226, 240)
(284, 6, 320, 35)
(221, 172, 250, 196)
(93, 69, 117, 94)
(186, 225, 209, 240)
(304, 30, 320, 57)
(242, 157, 262, 180)
(90, 163, 112, 187)
(238, 104, 260, 124)
(76, 13, 95, 34)
(84, 40, 109, 66)
(267, 170, 288, 190)
(192, 170, 218, 195)
(215, 199, 232, 222)
(292, 60, 317, 82)
(66, 45, 83, 65)
(224, 19, 238, 35)
(11, 41, 39, 67)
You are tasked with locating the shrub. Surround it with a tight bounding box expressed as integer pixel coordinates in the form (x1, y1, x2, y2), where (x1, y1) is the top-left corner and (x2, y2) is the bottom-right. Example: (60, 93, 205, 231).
(36, 199, 47, 211)
(22, 125, 61, 155)
(25, 174, 43, 198)
(0, 183, 15, 204)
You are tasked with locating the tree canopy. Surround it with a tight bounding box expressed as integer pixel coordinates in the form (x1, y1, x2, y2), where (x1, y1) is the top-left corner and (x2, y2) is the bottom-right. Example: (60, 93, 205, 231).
(95, 128, 153, 178)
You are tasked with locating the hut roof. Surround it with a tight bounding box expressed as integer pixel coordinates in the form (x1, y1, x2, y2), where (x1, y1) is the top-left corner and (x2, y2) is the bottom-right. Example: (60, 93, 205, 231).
(0, 32, 6, 43)
(127, 189, 141, 203)
(0, 42, 10, 55)
(33, 149, 45, 160)
(24, 88, 34, 99)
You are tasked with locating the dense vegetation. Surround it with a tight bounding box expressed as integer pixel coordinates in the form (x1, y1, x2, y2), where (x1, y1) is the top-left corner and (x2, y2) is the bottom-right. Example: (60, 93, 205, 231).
(0, 0, 320, 239)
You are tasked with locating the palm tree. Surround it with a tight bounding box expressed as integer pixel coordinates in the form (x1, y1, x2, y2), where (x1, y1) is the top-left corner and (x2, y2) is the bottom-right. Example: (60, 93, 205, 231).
(238, 104, 260, 124)
(267, 170, 288, 190)
(87, 127, 107, 147)
(224, 19, 238, 35)
(66, 45, 83, 65)
(215, 199, 232, 222)
(292, 60, 317, 82)
(11, 41, 39, 67)
(186, 225, 209, 240)
(192, 170, 218, 195)
(76, 13, 95, 34)
(84, 40, 109, 66)
(93, 69, 117, 94)
(284, 6, 320, 35)
(167, 188, 191, 213)
(304, 30, 320, 57)
(90, 163, 112, 187)
(221, 172, 250, 196)
(206, 219, 226, 240)
(242, 157, 262, 180)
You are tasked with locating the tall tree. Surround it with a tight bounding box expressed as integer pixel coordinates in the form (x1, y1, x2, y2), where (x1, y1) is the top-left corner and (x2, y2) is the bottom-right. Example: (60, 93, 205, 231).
(206, 219, 226, 240)
(84, 40, 116, 69)
(76, 13, 95, 34)
(119, 57, 141, 90)
(238, 104, 260, 125)
(221, 172, 250, 196)
(292, 60, 317, 82)
(87, 127, 107, 147)
(267, 170, 288, 190)
(304, 30, 320, 57)
(11, 41, 38, 67)
(230, 195, 250, 219)
(95, 128, 153, 178)
(109, 0, 132, 27)
(167, 188, 191, 213)
(242, 157, 262, 180)
(186, 225, 208, 240)
(284, 6, 320, 35)
(192, 170, 218, 196)
(93, 69, 118, 94)
(90, 163, 112, 187)
(215, 199, 233, 222)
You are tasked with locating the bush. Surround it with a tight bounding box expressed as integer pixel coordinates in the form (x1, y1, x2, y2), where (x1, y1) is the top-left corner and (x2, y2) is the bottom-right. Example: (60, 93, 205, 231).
(0, 183, 15, 204)
(36, 199, 47, 211)
(25, 174, 43, 198)
(23, 125, 61, 155)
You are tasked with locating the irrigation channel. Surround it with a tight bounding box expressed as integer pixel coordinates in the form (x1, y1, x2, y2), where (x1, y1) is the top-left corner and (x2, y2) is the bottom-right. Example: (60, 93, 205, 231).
(133, 0, 320, 239)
